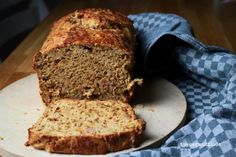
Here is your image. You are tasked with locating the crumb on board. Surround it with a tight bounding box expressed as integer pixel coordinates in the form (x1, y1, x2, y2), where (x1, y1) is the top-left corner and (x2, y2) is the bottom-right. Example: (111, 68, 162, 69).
(0, 136, 4, 141)
(135, 104, 144, 109)
(24, 112, 28, 115)
(148, 108, 155, 112)
(36, 108, 40, 111)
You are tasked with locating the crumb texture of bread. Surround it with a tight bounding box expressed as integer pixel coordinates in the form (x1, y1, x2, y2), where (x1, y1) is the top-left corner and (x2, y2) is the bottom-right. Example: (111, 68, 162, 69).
(26, 99, 145, 154)
(33, 8, 141, 104)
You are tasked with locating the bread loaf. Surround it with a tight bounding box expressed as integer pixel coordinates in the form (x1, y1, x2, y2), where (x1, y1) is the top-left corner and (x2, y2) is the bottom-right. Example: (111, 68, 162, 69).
(25, 99, 145, 154)
(33, 8, 142, 104)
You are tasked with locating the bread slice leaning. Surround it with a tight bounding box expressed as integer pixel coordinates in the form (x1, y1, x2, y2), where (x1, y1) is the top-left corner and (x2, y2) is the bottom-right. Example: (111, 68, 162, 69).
(25, 99, 145, 154)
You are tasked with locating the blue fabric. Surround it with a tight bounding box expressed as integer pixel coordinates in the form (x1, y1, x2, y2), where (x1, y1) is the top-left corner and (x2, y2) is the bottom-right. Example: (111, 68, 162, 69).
(115, 13, 236, 157)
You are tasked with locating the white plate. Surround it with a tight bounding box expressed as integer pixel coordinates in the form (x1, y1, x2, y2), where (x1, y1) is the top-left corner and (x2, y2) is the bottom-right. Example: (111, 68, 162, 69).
(0, 74, 186, 157)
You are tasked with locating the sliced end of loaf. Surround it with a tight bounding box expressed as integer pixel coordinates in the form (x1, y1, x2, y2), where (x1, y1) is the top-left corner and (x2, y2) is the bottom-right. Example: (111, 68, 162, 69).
(34, 46, 142, 104)
(26, 99, 145, 154)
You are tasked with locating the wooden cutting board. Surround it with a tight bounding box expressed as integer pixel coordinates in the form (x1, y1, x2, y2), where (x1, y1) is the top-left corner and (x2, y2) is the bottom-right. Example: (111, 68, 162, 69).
(0, 74, 186, 157)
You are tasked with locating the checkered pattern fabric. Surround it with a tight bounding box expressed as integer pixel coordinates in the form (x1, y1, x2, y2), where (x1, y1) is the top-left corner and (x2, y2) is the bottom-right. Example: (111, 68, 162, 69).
(115, 13, 236, 157)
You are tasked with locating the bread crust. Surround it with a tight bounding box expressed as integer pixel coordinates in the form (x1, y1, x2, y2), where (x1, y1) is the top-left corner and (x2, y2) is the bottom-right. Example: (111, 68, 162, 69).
(26, 120, 145, 154)
(39, 8, 135, 54)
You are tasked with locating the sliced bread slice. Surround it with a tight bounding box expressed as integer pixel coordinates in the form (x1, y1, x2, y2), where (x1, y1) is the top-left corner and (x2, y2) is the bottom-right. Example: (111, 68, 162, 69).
(25, 99, 145, 154)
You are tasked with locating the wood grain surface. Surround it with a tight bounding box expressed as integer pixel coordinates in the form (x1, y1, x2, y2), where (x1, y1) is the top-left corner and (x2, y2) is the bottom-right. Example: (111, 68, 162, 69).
(0, 0, 236, 89)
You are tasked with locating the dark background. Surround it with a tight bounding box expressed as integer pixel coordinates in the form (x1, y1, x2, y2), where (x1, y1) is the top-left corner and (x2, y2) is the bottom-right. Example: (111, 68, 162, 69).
(0, 0, 60, 62)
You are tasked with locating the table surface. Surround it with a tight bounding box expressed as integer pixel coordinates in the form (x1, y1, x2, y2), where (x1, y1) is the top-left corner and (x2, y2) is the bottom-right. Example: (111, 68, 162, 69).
(0, 0, 236, 90)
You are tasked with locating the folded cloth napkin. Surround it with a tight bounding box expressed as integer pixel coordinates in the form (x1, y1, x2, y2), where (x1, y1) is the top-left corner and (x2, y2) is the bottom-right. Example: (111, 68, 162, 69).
(115, 13, 236, 157)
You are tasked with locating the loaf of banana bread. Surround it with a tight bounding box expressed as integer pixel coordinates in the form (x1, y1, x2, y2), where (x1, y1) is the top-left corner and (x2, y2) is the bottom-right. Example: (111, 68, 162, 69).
(25, 99, 145, 154)
(33, 8, 142, 104)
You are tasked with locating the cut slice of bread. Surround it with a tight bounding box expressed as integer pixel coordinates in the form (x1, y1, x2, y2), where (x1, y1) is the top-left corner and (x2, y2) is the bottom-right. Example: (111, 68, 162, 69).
(25, 99, 145, 154)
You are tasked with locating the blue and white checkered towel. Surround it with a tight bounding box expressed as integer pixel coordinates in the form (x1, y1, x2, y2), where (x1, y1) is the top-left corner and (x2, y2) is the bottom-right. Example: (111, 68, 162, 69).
(116, 13, 236, 157)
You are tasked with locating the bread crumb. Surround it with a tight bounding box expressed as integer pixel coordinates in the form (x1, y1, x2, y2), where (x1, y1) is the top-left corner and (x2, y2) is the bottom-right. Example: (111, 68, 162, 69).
(24, 112, 28, 115)
(83, 88, 95, 98)
(36, 108, 41, 111)
(148, 108, 155, 112)
(86, 127, 95, 134)
(0, 136, 4, 141)
(135, 104, 144, 109)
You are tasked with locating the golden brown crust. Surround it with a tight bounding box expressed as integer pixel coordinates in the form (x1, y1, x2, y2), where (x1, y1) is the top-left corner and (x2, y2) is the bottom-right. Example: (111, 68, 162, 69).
(70, 8, 133, 29)
(40, 8, 135, 54)
(26, 120, 145, 154)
